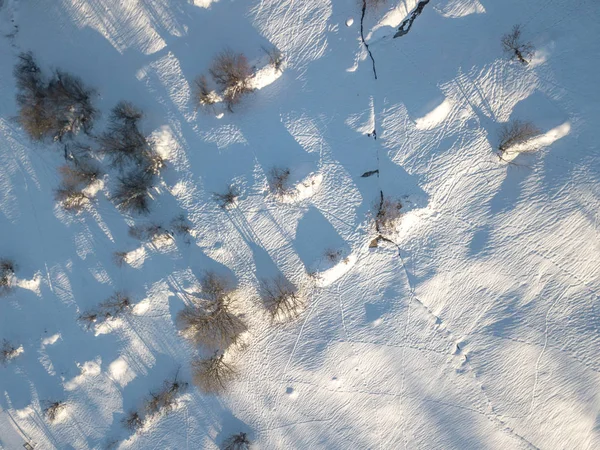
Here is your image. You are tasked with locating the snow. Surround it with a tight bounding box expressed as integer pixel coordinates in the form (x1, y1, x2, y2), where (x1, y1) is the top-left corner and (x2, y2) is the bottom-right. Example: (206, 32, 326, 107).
(0, 0, 599, 448)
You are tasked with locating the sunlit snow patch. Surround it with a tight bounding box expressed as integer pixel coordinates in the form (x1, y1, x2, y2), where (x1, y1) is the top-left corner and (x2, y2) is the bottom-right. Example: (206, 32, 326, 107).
(192, 0, 219, 8)
(313, 253, 357, 288)
(415, 99, 454, 130)
(108, 357, 136, 387)
(435, 0, 485, 18)
(279, 173, 323, 203)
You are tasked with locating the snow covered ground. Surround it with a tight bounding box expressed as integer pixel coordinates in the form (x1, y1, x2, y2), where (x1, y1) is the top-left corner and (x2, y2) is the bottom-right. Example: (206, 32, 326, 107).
(0, 0, 599, 448)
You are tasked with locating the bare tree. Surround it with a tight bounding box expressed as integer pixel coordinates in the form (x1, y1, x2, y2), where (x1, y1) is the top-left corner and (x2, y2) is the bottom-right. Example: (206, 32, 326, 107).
(171, 214, 192, 237)
(260, 275, 303, 323)
(128, 223, 172, 243)
(99, 291, 132, 318)
(178, 271, 247, 349)
(502, 25, 534, 65)
(192, 353, 237, 393)
(0, 259, 16, 297)
(324, 248, 342, 263)
(113, 251, 129, 267)
(262, 46, 284, 72)
(111, 170, 155, 215)
(209, 49, 254, 111)
(121, 410, 144, 432)
(222, 432, 251, 450)
(498, 119, 540, 154)
(54, 184, 90, 212)
(58, 159, 101, 188)
(43, 400, 66, 422)
(0, 340, 22, 365)
(145, 374, 188, 416)
(374, 193, 402, 233)
(78, 310, 99, 330)
(213, 185, 239, 209)
(268, 167, 291, 196)
(194, 75, 218, 110)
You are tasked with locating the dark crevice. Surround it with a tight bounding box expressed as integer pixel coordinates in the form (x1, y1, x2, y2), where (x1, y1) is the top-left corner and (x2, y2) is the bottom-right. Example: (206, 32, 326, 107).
(360, 0, 378, 79)
(394, 0, 430, 38)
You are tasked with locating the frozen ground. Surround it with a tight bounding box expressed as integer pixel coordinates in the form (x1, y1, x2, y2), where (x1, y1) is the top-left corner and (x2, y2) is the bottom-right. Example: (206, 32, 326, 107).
(0, 0, 599, 448)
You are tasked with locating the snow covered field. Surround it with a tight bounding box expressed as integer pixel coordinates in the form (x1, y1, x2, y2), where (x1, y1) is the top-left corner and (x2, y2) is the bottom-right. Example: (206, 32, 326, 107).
(0, 0, 599, 448)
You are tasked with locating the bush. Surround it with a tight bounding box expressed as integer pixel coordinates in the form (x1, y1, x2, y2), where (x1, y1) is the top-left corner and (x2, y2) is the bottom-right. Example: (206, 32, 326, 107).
(268, 167, 291, 197)
(222, 432, 251, 450)
(324, 248, 342, 263)
(14, 53, 97, 141)
(128, 223, 172, 244)
(43, 400, 66, 422)
(498, 120, 540, 153)
(0, 259, 16, 297)
(145, 375, 188, 416)
(501, 25, 534, 65)
(54, 184, 90, 212)
(111, 170, 155, 215)
(213, 185, 238, 209)
(0, 340, 22, 365)
(262, 46, 284, 72)
(79, 291, 132, 329)
(178, 272, 247, 350)
(113, 251, 128, 267)
(170, 214, 191, 237)
(374, 193, 402, 233)
(209, 49, 254, 111)
(192, 353, 237, 394)
(259, 275, 303, 323)
(121, 410, 144, 432)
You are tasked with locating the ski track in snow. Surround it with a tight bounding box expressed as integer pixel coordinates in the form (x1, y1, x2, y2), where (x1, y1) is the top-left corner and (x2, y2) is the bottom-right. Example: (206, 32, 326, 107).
(0, 0, 599, 448)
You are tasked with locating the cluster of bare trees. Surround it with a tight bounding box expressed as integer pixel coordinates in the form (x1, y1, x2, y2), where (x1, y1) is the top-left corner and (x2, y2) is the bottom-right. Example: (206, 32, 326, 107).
(122, 374, 188, 433)
(14, 53, 97, 142)
(78, 291, 132, 330)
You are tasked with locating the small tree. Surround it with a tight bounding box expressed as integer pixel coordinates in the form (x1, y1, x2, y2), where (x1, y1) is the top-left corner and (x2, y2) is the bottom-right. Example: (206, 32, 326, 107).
(259, 275, 303, 323)
(113, 251, 129, 267)
(121, 410, 144, 432)
(145, 374, 188, 416)
(0, 340, 22, 365)
(213, 185, 238, 209)
(171, 214, 191, 236)
(192, 353, 237, 394)
(112, 170, 155, 215)
(501, 25, 534, 65)
(324, 248, 342, 263)
(0, 259, 16, 297)
(43, 400, 66, 422)
(209, 49, 254, 111)
(222, 432, 251, 450)
(194, 75, 218, 110)
(262, 46, 284, 72)
(268, 167, 291, 197)
(99, 291, 132, 318)
(373, 192, 402, 233)
(78, 310, 99, 330)
(128, 223, 172, 243)
(54, 184, 90, 212)
(498, 119, 540, 154)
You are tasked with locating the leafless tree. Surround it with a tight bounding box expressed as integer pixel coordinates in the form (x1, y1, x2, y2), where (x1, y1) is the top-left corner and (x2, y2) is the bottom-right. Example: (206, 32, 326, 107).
(145, 374, 188, 416)
(43, 400, 66, 422)
(502, 24, 534, 65)
(324, 248, 342, 263)
(0, 259, 16, 296)
(260, 275, 303, 323)
(99, 291, 132, 318)
(0, 340, 22, 365)
(374, 193, 402, 233)
(121, 410, 144, 432)
(213, 185, 239, 209)
(58, 159, 101, 188)
(262, 46, 284, 72)
(128, 223, 172, 243)
(113, 251, 128, 267)
(209, 49, 254, 111)
(222, 432, 251, 450)
(268, 167, 291, 196)
(194, 75, 218, 110)
(192, 353, 237, 394)
(78, 311, 99, 330)
(54, 184, 90, 212)
(111, 170, 155, 215)
(171, 214, 192, 237)
(498, 119, 540, 153)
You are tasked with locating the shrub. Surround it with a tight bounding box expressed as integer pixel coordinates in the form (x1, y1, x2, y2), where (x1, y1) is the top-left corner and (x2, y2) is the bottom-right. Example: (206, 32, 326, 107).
(374, 193, 402, 233)
(262, 46, 284, 72)
(213, 185, 238, 209)
(170, 214, 191, 237)
(501, 25, 534, 65)
(209, 49, 254, 111)
(99, 292, 132, 318)
(498, 120, 540, 153)
(78, 310, 99, 330)
(268, 167, 291, 196)
(222, 432, 251, 450)
(0, 259, 16, 297)
(128, 223, 172, 244)
(324, 248, 342, 263)
(178, 272, 247, 350)
(113, 251, 128, 267)
(145, 375, 188, 416)
(259, 275, 303, 323)
(14, 53, 97, 141)
(111, 170, 154, 215)
(43, 400, 66, 422)
(121, 410, 144, 432)
(0, 340, 22, 365)
(192, 353, 237, 394)
(58, 159, 101, 188)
